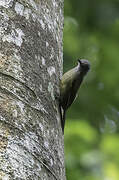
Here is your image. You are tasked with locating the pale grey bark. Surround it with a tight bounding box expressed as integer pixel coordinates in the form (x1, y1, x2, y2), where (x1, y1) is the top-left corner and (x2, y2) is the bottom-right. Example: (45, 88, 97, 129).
(0, 0, 65, 179)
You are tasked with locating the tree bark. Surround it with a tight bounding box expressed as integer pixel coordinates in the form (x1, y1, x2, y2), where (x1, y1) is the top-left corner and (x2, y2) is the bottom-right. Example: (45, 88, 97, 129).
(0, 0, 65, 179)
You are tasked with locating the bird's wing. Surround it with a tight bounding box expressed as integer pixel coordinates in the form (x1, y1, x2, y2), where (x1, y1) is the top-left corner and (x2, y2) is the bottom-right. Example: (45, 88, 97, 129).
(66, 79, 77, 109)
(60, 87, 71, 133)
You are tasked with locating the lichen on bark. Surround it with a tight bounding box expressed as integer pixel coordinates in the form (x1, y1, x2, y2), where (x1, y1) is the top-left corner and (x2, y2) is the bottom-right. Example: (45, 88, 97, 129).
(0, 0, 65, 179)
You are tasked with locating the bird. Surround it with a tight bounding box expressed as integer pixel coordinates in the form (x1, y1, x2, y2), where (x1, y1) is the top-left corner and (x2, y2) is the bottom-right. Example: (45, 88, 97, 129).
(59, 59, 90, 133)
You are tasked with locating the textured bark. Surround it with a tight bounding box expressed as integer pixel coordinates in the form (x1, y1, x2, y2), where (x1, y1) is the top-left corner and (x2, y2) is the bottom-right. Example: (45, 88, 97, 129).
(0, 0, 65, 179)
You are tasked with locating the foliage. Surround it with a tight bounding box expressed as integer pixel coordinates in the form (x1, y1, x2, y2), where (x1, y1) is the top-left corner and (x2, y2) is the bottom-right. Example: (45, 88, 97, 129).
(64, 0, 119, 179)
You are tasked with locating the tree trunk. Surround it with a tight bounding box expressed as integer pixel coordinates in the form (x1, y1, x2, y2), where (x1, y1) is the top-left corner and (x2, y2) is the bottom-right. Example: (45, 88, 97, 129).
(0, 0, 65, 179)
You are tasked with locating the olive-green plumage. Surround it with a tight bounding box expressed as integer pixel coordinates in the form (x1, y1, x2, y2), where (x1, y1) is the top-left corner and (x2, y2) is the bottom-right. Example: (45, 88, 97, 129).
(60, 59, 90, 133)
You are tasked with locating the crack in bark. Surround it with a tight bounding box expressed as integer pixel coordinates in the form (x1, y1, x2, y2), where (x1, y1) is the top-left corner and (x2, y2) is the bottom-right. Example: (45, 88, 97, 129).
(0, 86, 47, 114)
(0, 71, 37, 98)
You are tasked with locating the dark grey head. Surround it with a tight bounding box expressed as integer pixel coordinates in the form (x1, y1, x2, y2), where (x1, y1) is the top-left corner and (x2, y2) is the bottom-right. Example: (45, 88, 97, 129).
(78, 59, 90, 74)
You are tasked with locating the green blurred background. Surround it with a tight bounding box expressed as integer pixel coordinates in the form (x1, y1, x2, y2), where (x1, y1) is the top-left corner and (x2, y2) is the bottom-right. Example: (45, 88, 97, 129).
(64, 0, 119, 180)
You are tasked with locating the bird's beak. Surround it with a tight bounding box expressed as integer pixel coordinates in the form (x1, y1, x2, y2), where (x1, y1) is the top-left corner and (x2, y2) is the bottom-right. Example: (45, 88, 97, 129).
(78, 59, 81, 67)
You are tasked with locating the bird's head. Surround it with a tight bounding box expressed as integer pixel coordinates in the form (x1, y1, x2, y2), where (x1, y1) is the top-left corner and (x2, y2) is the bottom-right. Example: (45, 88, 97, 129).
(78, 59, 90, 74)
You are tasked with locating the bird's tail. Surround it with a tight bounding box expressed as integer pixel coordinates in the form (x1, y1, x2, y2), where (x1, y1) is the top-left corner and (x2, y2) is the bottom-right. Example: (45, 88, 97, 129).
(59, 104, 66, 134)
(60, 108, 66, 134)
(62, 110, 66, 134)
